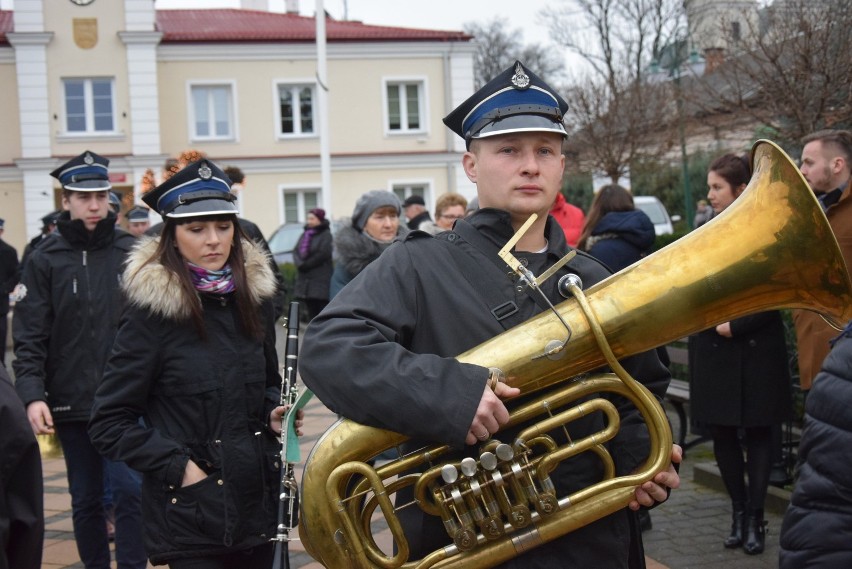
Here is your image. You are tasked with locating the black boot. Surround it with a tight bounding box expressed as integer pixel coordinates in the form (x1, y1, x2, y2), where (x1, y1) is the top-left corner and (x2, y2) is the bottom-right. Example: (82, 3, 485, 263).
(723, 503, 747, 548)
(744, 511, 767, 555)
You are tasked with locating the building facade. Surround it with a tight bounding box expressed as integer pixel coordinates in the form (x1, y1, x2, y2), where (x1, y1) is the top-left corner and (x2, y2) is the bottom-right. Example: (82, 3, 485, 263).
(0, 0, 476, 251)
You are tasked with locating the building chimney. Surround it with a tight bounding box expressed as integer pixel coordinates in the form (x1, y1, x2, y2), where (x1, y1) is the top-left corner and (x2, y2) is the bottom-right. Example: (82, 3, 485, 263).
(240, 0, 270, 11)
(703, 47, 725, 73)
(284, 0, 300, 14)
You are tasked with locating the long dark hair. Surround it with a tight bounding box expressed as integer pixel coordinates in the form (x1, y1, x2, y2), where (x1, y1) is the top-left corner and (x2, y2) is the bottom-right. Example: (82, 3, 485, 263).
(151, 214, 264, 340)
(577, 184, 634, 251)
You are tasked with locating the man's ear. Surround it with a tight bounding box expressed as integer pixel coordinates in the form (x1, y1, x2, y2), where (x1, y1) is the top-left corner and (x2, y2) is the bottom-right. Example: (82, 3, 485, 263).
(462, 151, 478, 183)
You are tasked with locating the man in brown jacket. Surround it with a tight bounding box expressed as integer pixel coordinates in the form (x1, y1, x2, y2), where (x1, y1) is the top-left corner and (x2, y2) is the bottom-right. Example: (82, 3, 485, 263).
(796, 129, 852, 390)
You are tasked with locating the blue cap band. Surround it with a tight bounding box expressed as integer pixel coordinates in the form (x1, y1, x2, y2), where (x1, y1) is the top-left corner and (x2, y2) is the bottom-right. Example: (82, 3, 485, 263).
(59, 163, 108, 185)
(157, 176, 232, 215)
(462, 86, 561, 138)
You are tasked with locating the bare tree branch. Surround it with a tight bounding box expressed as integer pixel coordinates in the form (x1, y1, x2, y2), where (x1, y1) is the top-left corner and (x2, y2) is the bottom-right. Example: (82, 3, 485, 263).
(462, 18, 565, 89)
(690, 0, 852, 145)
(542, 0, 685, 183)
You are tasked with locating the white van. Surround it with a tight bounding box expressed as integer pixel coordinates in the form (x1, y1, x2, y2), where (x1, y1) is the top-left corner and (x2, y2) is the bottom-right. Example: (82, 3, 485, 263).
(633, 195, 677, 236)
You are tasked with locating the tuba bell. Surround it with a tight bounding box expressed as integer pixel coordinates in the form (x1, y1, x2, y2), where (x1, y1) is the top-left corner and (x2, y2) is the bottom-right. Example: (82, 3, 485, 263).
(298, 140, 852, 568)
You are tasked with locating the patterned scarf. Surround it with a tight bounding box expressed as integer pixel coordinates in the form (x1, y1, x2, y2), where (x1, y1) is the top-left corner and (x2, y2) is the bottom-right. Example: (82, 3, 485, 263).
(187, 262, 235, 295)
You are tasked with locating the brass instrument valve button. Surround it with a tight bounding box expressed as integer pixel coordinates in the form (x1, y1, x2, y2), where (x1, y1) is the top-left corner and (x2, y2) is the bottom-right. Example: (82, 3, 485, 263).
(460, 457, 478, 478)
(480, 452, 498, 471)
(441, 464, 459, 485)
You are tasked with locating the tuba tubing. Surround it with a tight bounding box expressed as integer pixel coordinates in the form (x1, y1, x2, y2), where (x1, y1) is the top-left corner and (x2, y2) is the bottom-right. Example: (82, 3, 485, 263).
(299, 140, 852, 568)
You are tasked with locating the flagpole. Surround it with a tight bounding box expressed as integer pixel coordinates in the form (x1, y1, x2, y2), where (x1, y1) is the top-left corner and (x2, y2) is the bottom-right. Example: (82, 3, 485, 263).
(316, 0, 332, 216)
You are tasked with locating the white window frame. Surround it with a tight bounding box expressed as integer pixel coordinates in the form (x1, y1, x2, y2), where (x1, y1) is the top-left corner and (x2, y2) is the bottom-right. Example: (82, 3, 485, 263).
(274, 79, 318, 139)
(62, 77, 117, 135)
(390, 179, 432, 207)
(188, 80, 238, 142)
(278, 184, 322, 224)
(382, 76, 429, 136)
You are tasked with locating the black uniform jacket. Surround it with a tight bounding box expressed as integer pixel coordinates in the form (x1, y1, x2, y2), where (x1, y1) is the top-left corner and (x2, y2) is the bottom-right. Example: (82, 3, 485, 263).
(300, 208, 671, 568)
(13, 213, 134, 423)
(688, 311, 792, 427)
(88, 237, 282, 564)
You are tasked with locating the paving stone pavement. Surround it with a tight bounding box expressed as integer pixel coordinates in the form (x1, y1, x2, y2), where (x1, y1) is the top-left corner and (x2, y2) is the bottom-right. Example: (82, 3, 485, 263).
(641, 439, 786, 569)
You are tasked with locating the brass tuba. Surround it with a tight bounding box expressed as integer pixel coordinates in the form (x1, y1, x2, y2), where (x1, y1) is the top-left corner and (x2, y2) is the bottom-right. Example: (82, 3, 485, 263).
(298, 140, 852, 568)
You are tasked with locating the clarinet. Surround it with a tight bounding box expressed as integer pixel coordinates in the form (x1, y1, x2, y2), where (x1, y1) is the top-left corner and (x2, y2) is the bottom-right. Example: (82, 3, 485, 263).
(272, 301, 301, 569)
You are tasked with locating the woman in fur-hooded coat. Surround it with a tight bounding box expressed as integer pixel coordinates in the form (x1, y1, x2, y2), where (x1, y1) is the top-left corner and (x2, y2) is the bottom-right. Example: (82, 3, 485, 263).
(88, 221, 285, 567)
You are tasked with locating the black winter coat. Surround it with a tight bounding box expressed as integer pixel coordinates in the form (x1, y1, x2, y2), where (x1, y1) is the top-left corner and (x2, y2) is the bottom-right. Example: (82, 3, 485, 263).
(13, 213, 134, 423)
(0, 368, 43, 569)
(88, 237, 281, 565)
(780, 322, 852, 568)
(301, 208, 671, 569)
(293, 221, 333, 301)
(585, 210, 655, 273)
(688, 312, 792, 427)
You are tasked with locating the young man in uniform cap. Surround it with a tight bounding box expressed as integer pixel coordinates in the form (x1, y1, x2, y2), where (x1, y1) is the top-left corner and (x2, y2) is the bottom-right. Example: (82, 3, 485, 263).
(300, 61, 680, 567)
(13, 150, 147, 569)
(125, 205, 151, 238)
(402, 194, 433, 230)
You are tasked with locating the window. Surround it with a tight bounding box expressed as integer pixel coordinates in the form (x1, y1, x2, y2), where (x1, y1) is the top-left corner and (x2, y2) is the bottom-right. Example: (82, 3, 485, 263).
(392, 183, 427, 204)
(385, 80, 425, 133)
(277, 84, 316, 137)
(731, 21, 741, 42)
(190, 84, 234, 140)
(282, 189, 319, 224)
(63, 78, 115, 134)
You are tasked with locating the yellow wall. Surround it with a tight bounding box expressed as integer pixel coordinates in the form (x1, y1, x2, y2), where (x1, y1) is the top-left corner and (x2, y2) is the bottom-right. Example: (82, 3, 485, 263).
(0, 61, 21, 164)
(45, 2, 133, 157)
(0, 180, 27, 253)
(158, 56, 449, 158)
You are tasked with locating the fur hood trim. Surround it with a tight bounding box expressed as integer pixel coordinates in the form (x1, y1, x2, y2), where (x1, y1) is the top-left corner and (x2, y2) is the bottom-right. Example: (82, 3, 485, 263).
(123, 236, 278, 320)
(334, 219, 408, 278)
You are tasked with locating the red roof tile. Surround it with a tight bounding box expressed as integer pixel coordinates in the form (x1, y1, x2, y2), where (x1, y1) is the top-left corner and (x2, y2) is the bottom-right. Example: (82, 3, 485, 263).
(0, 8, 470, 47)
(156, 9, 471, 44)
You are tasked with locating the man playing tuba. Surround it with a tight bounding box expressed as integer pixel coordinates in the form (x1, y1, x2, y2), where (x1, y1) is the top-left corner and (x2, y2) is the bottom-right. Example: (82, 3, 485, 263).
(300, 60, 681, 568)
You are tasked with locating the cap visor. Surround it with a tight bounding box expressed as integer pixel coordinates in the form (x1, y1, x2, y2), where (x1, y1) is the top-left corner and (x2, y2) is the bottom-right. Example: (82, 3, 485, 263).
(165, 199, 239, 218)
(472, 115, 567, 139)
(63, 179, 112, 191)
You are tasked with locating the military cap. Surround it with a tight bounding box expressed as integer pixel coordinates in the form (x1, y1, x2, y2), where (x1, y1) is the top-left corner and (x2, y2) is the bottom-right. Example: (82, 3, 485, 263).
(41, 210, 62, 228)
(126, 205, 150, 223)
(443, 61, 569, 147)
(50, 150, 112, 191)
(142, 159, 237, 219)
(109, 191, 122, 213)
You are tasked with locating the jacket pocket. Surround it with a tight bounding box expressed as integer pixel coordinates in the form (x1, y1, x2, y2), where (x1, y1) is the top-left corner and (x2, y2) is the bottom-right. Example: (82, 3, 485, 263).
(165, 471, 229, 546)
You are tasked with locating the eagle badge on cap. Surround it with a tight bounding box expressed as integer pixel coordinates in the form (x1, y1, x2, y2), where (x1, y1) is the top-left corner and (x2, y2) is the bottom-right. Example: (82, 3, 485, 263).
(511, 62, 530, 89)
(198, 163, 213, 180)
(83, 152, 94, 165)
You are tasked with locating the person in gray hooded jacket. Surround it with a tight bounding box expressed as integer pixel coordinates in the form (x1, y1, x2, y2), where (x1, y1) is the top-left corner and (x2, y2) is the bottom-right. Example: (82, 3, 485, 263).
(329, 190, 409, 298)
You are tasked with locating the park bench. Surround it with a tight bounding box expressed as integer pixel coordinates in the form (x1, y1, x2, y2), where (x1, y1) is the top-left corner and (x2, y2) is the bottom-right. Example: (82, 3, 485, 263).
(663, 341, 710, 454)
